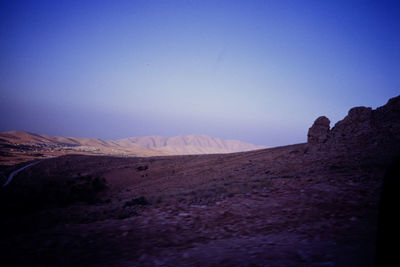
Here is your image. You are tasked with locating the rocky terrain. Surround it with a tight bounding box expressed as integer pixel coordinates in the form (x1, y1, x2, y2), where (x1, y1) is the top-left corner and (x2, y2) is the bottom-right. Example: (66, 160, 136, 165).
(0, 95, 399, 266)
(0, 133, 262, 165)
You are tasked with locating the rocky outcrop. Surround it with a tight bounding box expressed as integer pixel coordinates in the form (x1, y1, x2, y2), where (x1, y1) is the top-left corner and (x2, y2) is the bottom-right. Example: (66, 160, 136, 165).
(330, 107, 373, 141)
(307, 116, 330, 145)
(307, 95, 400, 159)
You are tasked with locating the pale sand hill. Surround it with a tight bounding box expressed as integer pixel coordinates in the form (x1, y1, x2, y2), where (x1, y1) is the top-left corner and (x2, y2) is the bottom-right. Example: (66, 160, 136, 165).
(0, 131, 169, 164)
(0, 132, 263, 164)
(115, 134, 264, 155)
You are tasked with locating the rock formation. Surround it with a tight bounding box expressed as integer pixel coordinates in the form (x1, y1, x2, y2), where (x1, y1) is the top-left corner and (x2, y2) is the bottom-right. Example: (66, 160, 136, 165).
(307, 95, 400, 161)
(307, 116, 330, 145)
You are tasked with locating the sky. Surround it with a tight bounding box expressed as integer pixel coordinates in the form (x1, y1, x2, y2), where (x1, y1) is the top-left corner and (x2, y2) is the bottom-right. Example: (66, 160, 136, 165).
(1, 0, 399, 146)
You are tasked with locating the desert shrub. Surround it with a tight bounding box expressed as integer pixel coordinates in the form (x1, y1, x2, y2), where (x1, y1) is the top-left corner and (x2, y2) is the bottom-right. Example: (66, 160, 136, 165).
(118, 209, 138, 219)
(67, 175, 107, 204)
(92, 176, 107, 192)
(136, 165, 148, 171)
(124, 196, 149, 207)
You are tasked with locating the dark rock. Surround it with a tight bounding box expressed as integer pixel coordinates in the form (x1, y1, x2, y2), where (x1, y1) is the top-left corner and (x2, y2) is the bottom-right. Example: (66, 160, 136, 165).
(307, 116, 330, 145)
(330, 106, 373, 141)
(307, 95, 400, 160)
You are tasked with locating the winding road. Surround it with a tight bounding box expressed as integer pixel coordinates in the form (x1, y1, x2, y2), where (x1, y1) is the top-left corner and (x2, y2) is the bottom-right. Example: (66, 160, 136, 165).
(2, 161, 41, 187)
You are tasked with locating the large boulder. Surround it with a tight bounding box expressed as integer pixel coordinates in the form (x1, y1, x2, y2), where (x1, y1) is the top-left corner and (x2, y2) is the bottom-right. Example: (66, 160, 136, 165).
(307, 116, 330, 145)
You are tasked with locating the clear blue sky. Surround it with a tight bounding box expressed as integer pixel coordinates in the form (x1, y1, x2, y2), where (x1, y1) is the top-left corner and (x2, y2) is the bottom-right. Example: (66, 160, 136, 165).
(1, 0, 399, 146)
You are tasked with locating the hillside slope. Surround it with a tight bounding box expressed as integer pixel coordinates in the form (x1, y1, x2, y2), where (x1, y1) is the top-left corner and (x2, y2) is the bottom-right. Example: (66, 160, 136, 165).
(115, 134, 263, 155)
(0, 132, 262, 165)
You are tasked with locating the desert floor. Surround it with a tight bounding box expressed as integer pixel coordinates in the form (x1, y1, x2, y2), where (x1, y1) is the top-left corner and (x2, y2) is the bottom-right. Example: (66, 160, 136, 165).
(0, 144, 387, 266)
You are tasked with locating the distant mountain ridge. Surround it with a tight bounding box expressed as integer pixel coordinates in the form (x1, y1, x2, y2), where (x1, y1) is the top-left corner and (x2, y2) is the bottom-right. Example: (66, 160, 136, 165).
(0, 131, 263, 162)
(116, 134, 262, 154)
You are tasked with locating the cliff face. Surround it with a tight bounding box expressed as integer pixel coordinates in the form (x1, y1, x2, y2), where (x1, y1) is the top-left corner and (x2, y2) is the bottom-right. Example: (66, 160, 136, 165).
(307, 95, 400, 163)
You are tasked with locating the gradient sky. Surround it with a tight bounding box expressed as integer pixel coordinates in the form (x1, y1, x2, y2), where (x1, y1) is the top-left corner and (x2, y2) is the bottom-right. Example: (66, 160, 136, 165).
(1, 0, 399, 146)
